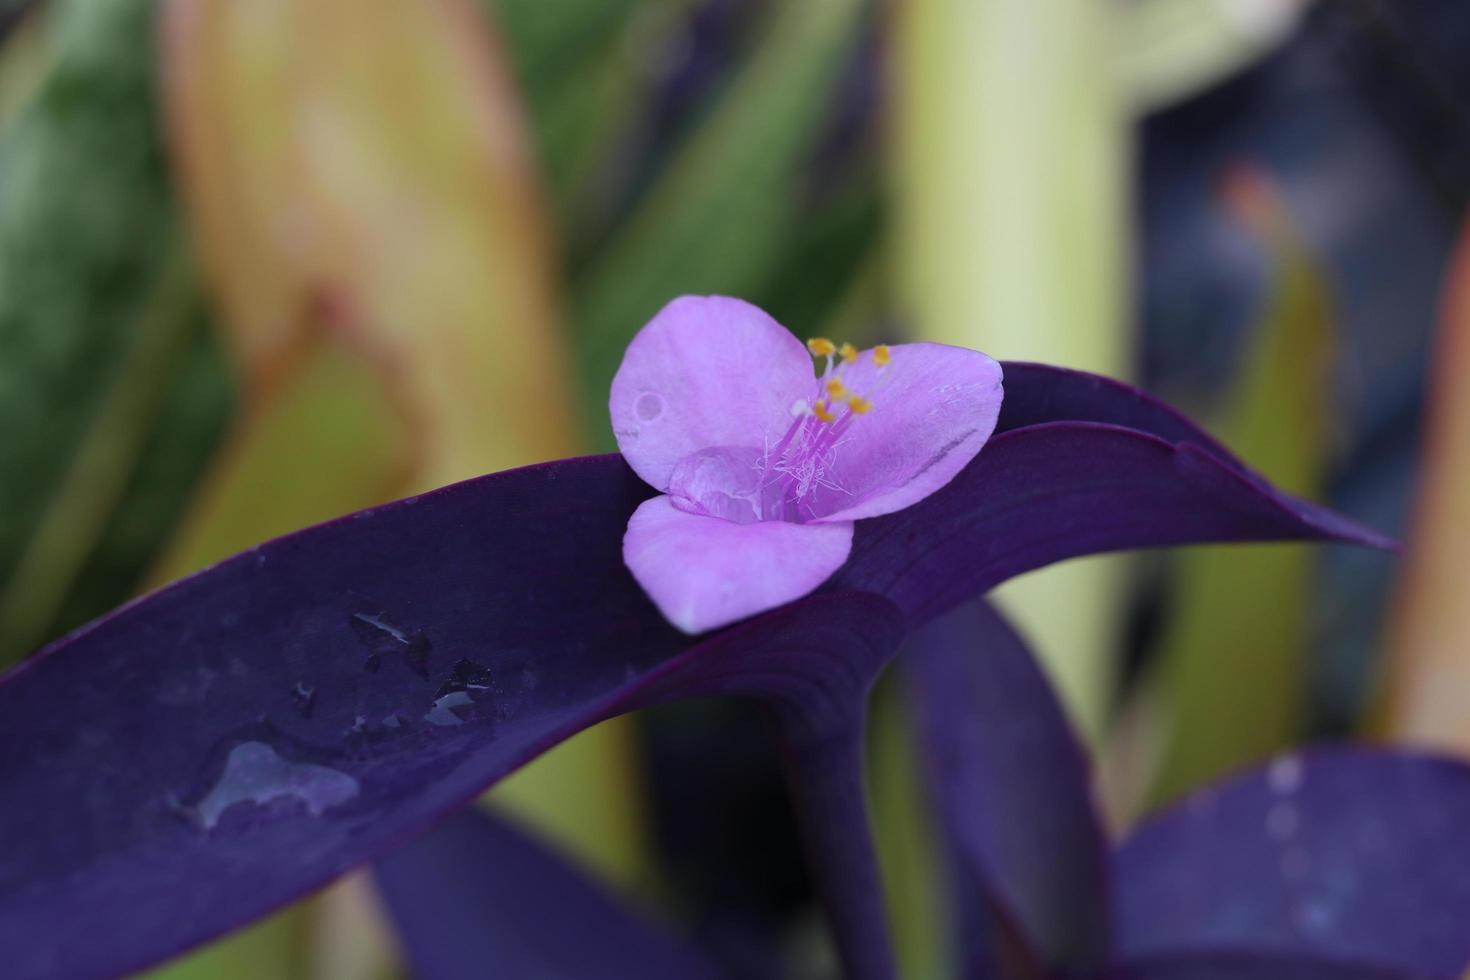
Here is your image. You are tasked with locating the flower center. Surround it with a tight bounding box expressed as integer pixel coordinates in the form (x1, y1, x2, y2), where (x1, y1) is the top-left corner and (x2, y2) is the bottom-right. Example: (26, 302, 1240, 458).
(667, 338, 891, 524)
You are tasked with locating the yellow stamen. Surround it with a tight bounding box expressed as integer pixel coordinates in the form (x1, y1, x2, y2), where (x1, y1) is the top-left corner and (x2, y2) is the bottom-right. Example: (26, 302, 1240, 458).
(825, 377, 848, 400)
(872, 344, 890, 367)
(812, 399, 837, 423)
(807, 337, 836, 357)
(839, 342, 859, 363)
(847, 394, 872, 415)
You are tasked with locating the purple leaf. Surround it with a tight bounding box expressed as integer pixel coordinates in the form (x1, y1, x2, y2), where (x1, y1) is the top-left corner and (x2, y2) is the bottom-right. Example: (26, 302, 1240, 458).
(1116, 749, 1470, 979)
(908, 599, 1109, 977)
(839, 421, 1392, 626)
(374, 806, 724, 980)
(0, 363, 1391, 978)
(995, 362, 1238, 453)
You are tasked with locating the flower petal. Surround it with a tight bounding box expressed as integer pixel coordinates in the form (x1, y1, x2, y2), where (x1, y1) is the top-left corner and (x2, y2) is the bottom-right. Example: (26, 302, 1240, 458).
(1116, 749, 1470, 979)
(624, 495, 852, 634)
(374, 807, 723, 980)
(808, 342, 1003, 523)
(609, 295, 814, 491)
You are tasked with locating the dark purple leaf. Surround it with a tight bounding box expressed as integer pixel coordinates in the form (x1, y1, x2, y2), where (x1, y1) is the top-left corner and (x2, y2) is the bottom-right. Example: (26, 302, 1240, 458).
(0, 364, 1392, 978)
(908, 599, 1108, 978)
(996, 362, 1238, 454)
(374, 806, 724, 980)
(838, 421, 1392, 625)
(1120, 950, 1434, 980)
(1116, 749, 1470, 979)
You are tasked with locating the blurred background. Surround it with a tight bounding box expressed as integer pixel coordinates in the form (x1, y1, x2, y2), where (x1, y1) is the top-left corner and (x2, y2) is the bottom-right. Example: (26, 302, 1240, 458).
(0, 0, 1466, 977)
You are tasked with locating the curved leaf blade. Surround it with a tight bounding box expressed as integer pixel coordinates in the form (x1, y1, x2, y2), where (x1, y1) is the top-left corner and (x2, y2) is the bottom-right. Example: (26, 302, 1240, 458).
(908, 598, 1109, 975)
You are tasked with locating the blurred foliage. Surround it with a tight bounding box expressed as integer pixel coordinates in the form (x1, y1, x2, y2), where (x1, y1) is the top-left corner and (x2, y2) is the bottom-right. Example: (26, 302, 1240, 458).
(1146, 168, 1334, 806)
(890, 0, 1129, 740)
(568, 0, 872, 434)
(870, 674, 948, 980)
(1385, 215, 1470, 750)
(0, 0, 231, 665)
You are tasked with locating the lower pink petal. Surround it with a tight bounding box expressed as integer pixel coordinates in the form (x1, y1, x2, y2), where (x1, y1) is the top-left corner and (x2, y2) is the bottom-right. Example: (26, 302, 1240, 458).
(623, 496, 853, 634)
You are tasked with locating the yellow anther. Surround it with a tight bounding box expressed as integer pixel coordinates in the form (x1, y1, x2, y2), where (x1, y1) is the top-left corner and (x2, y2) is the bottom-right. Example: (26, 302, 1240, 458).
(807, 337, 836, 357)
(839, 342, 859, 363)
(825, 377, 848, 400)
(872, 344, 891, 367)
(812, 399, 837, 424)
(847, 394, 873, 415)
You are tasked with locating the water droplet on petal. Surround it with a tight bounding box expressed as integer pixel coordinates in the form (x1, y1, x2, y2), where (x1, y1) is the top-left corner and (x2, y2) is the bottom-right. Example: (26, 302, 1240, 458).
(188, 742, 359, 830)
(635, 392, 664, 421)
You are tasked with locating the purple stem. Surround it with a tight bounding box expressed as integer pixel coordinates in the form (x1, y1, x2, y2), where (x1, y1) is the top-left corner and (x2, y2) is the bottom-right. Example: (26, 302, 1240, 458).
(629, 592, 907, 980)
(770, 697, 897, 980)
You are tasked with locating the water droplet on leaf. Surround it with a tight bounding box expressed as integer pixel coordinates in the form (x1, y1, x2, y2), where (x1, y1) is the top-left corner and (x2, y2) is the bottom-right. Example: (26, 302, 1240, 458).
(187, 742, 359, 830)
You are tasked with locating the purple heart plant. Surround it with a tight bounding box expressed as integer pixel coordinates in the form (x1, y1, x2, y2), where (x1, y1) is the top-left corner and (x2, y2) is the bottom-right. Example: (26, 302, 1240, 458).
(369, 598, 1470, 980)
(3, 296, 1454, 980)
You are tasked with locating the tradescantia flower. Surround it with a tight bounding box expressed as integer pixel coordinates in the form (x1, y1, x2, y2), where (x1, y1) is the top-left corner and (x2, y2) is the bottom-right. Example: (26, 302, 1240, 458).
(0, 298, 1397, 979)
(612, 295, 1003, 633)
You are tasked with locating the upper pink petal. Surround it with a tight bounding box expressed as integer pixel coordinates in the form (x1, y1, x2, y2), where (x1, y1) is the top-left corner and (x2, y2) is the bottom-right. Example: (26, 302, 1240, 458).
(808, 343, 1003, 523)
(623, 495, 853, 634)
(610, 296, 815, 491)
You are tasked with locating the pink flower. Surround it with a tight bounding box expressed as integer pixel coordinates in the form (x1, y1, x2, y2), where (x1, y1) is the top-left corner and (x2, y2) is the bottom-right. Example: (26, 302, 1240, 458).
(611, 296, 1004, 633)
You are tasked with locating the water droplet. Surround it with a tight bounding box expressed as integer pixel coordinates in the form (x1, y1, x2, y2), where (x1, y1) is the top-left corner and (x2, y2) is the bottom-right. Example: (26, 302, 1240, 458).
(421, 660, 496, 726)
(635, 391, 664, 421)
(348, 714, 368, 734)
(381, 713, 402, 729)
(292, 682, 317, 718)
(1267, 802, 1298, 841)
(188, 742, 359, 829)
(424, 691, 473, 727)
(1268, 754, 1303, 794)
(349, 612, 431, 678)
(436, 660, 493, 696)
(352, 612, 409, 644)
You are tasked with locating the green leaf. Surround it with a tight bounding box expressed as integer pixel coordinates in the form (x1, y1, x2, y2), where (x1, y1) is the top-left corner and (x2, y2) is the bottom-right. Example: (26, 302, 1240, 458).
(1148, 169, 1333, 804)
(568, 0, 871, 435)
(0, 0, 232, 664)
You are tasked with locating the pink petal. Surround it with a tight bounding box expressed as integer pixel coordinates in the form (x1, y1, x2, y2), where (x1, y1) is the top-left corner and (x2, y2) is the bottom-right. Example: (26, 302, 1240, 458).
(809, 343, 1003, 523)
(610, 296, 815, 491)
(624, 496, 853, 634)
